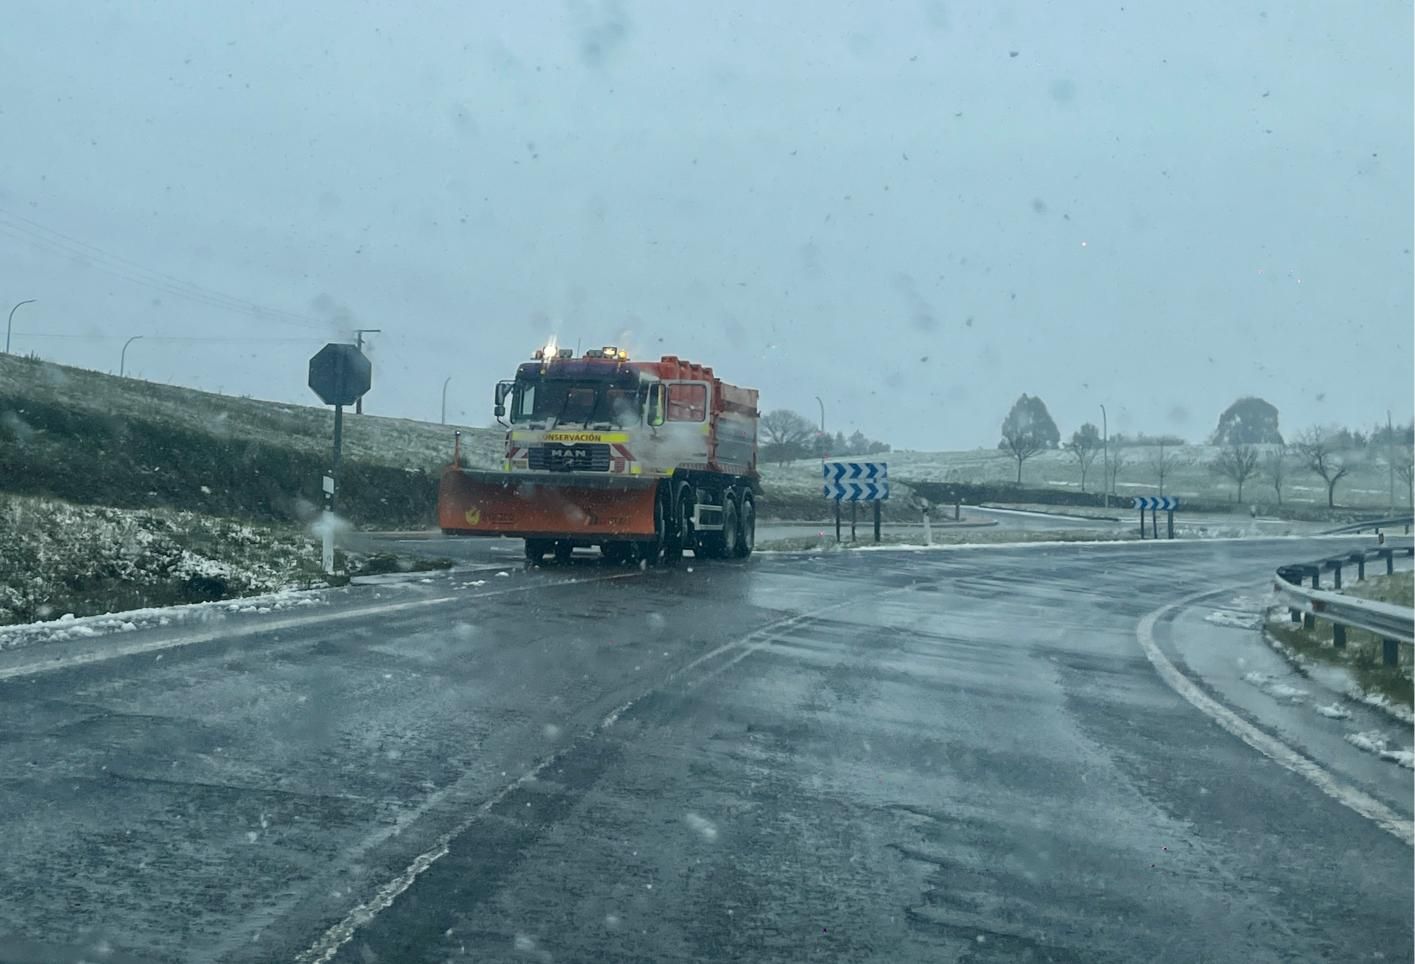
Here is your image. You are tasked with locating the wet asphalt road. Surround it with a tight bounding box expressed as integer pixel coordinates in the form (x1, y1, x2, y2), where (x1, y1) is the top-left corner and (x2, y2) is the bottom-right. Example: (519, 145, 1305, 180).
(0, 538, 1410, 963)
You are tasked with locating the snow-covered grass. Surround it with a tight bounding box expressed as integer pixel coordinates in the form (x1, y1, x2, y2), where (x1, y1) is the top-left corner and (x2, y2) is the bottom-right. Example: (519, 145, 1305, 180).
(0, 352, 503, 472)
(0, 492, 338, 626)
(1341, 571, 1415, 610)
(1263, 613, 1413, 715)
(758, 443, 1401, 510)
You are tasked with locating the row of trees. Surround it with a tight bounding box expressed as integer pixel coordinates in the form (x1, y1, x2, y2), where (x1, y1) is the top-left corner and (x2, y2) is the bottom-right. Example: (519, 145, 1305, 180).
(998, 393, 1413, 506)
(1208, 432, 1415, 507)
(760, 409, 889, 466)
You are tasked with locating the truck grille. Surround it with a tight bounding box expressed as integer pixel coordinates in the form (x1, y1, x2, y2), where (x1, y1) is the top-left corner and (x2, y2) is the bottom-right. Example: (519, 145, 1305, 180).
(528, 443, 611, 472)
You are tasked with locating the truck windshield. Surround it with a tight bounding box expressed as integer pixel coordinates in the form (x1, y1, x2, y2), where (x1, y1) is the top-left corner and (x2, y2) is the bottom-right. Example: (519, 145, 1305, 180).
(513, 379, 642, 427)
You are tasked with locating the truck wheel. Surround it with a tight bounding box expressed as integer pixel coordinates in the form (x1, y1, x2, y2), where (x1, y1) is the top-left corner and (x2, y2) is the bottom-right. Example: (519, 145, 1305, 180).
(524, 539, 552, 564)
(663, 487, 690, 563)
(734, 493, 755, 558)
(553, 541, 574, 564)
(635, 486, 666, 566)
(721, 493, 740, 559)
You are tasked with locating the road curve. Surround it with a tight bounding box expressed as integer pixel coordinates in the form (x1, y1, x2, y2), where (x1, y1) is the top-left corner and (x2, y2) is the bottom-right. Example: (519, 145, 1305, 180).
(0, 538, 1408, 963)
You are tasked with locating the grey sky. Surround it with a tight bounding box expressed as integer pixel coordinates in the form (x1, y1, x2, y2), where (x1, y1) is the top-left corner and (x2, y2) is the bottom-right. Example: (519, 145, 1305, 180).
(2, 1, 1410, 449)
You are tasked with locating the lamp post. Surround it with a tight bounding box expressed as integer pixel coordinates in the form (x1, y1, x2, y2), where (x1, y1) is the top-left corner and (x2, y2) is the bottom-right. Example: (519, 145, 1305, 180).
(6, 299, 36, 353)
(120, 335, 144, 377)
(815, 395, 825, 433)
(441, 376, 453, 424)
(1100, 404, 1110, 509)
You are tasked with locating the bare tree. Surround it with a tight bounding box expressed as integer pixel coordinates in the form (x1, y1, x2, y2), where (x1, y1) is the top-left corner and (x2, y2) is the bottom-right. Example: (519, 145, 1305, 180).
(1209, 443, 1260, 502)
(1264, 444, 1289, 505)
(1104, 447, 1127, 496)
(1066, 423, 1102, 492)
(1295, 428, 1351, 508)
(1146, 443, 1179, 497)
(760, 409, 815, 466)
(1396, 446, 1414, 504)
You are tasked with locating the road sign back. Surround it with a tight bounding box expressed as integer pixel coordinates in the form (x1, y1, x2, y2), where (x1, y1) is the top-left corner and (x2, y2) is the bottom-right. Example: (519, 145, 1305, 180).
(309, 343, 372, 407)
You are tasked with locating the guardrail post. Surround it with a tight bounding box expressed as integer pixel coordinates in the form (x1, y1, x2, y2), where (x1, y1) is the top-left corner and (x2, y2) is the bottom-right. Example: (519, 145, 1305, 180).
(1332, 624, 1346, 649)
(1383, 639, 1399, 667)
(1350, 552, 1366, 581)
(1330, 562, 1342, 590)
(1304, 567, 1319, 628)
(1381, 548, 1394, 575)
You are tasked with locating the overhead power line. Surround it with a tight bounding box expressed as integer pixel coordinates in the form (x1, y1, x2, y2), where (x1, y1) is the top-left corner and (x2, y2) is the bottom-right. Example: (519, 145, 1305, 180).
(0, 206, 331, 331)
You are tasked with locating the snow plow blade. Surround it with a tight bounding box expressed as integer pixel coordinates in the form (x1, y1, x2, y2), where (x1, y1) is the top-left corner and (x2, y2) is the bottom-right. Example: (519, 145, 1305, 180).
(438, 468, 660, 539)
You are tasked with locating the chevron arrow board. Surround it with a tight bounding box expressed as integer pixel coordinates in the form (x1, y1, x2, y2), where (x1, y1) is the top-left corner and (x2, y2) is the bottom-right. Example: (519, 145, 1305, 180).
(823, 461, 887, 484)
(1134, 496, 1180, 511)
(823, 480, 891, 502)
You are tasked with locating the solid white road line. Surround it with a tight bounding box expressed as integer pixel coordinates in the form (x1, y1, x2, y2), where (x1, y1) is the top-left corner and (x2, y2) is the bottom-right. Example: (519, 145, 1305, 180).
(1137, 587, 1413, 846)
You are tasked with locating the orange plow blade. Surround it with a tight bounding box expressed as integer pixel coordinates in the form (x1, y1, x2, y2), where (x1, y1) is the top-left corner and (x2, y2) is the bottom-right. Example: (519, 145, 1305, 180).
(438, 468, 659, 540)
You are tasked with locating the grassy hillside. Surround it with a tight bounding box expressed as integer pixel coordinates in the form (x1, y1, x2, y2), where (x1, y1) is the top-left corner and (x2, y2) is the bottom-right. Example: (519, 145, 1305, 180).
(0, 353, 502, 528)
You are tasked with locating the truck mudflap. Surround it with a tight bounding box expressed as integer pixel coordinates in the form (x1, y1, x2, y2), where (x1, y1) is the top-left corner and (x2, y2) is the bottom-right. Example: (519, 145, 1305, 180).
(438, 468, 660, 539)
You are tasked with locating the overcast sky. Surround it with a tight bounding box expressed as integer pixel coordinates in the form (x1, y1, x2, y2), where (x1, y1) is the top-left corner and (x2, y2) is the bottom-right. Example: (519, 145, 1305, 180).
(1, 1, 1410, 449)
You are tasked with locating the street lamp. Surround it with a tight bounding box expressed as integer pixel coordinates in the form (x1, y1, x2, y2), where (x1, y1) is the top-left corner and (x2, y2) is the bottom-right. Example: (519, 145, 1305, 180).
(6, 299, 36, 354)
(815, 396, 825, 433)
(441, 376, 453, 425)
(120, 335, 144, 377)
(1100, 404, 1110, 509)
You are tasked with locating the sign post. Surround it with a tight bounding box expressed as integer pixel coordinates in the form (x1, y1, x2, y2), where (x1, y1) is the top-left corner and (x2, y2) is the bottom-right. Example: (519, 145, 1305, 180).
(1134, 496, 1179, 540)
(823, 461, 889, 544)
(308, 343, 372, 573)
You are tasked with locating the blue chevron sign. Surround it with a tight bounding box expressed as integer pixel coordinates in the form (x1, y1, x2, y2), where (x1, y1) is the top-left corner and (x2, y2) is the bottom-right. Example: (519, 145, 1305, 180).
(822, 480, 891, 502)
(1134, 496, 1179, 511)
(823, 461, 888, 484)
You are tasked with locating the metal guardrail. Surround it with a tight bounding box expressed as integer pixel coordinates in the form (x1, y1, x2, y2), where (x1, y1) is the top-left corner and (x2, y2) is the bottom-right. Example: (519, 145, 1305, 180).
(1273, 543, 1415, 666)
(1320, 515, 1413, 535)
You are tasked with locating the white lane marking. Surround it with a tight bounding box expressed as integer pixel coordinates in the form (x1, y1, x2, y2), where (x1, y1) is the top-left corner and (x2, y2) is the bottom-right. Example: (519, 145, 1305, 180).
(0, 572, 641, 682)
(295, 589, 872, 963)
(1137, 588, 1413, 846)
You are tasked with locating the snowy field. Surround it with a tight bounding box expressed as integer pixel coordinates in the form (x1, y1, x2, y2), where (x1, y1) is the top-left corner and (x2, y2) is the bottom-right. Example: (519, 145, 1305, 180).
(759, 444, 1403, 509)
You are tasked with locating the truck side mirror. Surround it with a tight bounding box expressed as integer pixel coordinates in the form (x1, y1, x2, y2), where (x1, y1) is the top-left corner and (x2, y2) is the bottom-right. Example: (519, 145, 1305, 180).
(494, 404, 506, 419)
(494, 381, 513, 406)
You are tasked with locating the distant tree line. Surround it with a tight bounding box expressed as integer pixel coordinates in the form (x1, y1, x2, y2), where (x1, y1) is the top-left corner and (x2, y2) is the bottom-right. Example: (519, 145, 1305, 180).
(993, 391, 1413, 508)
(759, 409, 890, 466)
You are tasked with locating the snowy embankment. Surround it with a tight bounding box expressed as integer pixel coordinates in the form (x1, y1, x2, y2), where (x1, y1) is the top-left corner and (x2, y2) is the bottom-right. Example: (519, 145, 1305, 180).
(0, 493, 334, 628)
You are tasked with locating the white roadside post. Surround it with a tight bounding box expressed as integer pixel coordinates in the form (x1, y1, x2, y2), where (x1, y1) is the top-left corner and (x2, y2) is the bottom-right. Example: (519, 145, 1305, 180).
(321, 475, 336, 574)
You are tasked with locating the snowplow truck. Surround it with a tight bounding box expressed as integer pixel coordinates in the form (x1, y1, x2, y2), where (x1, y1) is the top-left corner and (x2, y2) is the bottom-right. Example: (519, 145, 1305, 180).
(438, 343, 759, 564)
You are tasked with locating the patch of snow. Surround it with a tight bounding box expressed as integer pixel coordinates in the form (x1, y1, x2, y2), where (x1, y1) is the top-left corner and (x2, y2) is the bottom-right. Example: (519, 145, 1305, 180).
(1241, 671, 1307, 702)
(495, 571, 510, 578)
(1205, 609, 1261, 630)
(1345, 730, 1415, 768)
(685, 812, 719, 842)
(1315, 703, 1351, 720)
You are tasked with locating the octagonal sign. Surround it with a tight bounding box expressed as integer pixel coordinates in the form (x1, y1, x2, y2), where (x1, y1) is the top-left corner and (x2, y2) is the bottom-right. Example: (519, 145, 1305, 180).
(308, 343, 371, 406)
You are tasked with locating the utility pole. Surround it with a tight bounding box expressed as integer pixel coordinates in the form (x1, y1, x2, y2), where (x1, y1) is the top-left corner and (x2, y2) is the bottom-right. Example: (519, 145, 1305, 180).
(1389, 410, 1396, 514)
(6, 299, 36, 354)
(441, 376, 453, 425)
(120, 335, 143, 377)
(352, 328, 381, 414)
(1100, 404, 1110, 509)
(815, 395, 826, 461)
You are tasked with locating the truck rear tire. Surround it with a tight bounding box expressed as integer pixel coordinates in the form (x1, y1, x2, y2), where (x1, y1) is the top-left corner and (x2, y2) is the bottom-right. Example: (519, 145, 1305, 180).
(553, 541, 574, 564)
(720, 493, 740, 559)
(524, 539, 553, 564)
(734, 493, 755, 558)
